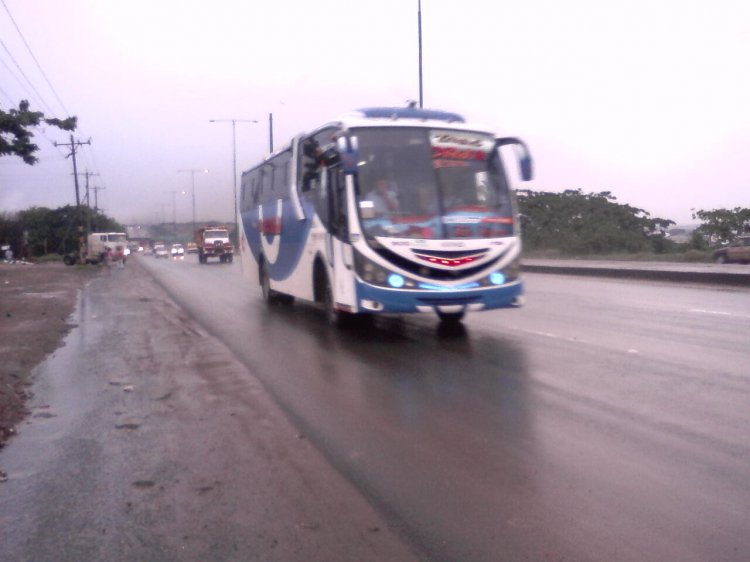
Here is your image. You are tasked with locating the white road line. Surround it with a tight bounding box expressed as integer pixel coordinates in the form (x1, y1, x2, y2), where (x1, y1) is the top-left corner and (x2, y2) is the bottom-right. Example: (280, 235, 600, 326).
(690, 308, 750, 320)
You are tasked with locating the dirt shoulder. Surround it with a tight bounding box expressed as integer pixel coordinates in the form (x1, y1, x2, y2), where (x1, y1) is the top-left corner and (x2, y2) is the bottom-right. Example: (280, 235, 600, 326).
(0, 261, 98, 447)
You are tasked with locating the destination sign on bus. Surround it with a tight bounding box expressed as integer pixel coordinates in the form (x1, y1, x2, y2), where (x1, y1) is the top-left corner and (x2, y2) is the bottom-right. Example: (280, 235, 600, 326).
(430, 131, 493, 167)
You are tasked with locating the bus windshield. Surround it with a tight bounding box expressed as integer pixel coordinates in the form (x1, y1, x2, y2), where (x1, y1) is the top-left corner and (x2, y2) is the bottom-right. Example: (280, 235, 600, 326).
(353, 127, 514, 240)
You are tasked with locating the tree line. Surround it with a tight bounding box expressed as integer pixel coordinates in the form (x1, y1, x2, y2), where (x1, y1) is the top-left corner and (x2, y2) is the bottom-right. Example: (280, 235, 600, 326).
(516, 189, 749, 256)
(1, 206, 123, 260)
(3, 100, 748, 259)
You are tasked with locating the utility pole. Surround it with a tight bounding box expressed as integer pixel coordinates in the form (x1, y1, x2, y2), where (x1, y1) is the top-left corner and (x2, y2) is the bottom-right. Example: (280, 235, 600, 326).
(55, 134, 91, 262)
(91, 185, 106, 214)
(90, 185, 105, 231)
(78, 169, 99, 241)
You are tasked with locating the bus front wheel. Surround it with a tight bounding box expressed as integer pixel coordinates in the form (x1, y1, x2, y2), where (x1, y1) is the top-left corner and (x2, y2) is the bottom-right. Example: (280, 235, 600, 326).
(437, 310, 465, 324)
(323, 277, 350, 327)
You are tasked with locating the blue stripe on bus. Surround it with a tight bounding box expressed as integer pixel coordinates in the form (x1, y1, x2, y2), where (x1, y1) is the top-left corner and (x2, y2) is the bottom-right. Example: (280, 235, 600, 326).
(242, 200, 312, 281)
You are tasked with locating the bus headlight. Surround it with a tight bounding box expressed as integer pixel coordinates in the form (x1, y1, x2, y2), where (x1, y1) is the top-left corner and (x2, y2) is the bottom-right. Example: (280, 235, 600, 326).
(354, 251, 415, 288)
(479, 258, 520, 287)
(388, 274, 405, 288)
(489, 272, 506, 285)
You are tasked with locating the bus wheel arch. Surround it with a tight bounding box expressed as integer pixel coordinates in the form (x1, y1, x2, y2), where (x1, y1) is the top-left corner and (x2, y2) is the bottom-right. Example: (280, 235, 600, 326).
(313, 255, 355, 327)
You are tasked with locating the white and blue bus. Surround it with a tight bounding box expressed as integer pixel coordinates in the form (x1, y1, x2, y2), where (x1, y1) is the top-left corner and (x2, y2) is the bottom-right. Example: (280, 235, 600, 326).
(238, 106, 532, 325)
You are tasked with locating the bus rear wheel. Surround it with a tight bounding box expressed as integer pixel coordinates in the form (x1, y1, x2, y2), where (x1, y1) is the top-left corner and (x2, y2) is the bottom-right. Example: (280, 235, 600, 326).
(260, 260, 285, 305)
(260, 261, 274, 304)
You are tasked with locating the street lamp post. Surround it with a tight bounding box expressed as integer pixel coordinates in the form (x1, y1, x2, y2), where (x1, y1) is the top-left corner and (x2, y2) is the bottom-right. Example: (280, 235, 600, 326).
(418, 0, 423, 108)
(177, 169, 208, 235)
(165, 190, 180, 241)
(209, 118, 266, 229)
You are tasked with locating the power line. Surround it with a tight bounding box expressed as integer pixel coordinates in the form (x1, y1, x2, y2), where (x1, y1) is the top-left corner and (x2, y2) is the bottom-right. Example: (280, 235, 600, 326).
(1, 0, 70, 116)
(1, 0, 106, 210)
(0, 38, 56, 116)
(0, 50, 44, 110)
(0, 83, 13, 107)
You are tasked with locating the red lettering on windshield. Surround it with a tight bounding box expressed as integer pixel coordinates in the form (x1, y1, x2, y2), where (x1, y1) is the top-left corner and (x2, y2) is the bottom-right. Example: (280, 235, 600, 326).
(431, 147, 486, 161)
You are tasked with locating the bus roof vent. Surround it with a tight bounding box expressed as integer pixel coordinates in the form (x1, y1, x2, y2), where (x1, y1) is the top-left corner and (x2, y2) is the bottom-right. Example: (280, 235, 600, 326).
(353, 107, 465, 123)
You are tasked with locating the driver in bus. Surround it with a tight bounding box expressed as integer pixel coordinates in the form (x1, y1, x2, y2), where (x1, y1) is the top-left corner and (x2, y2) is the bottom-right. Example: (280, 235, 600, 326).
(366, 179, 400, 215)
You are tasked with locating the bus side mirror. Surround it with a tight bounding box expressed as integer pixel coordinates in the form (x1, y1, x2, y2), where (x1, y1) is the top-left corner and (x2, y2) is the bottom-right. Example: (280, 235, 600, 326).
(336, 135, 359, 174)
(495, 137, 533, 181)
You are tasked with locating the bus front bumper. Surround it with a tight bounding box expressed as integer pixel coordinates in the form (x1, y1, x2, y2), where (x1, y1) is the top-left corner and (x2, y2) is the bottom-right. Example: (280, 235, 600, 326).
(355, 280, 523, 315)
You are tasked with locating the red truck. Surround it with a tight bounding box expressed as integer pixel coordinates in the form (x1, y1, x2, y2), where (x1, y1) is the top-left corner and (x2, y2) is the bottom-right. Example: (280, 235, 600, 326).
(194, 226, 234, 264)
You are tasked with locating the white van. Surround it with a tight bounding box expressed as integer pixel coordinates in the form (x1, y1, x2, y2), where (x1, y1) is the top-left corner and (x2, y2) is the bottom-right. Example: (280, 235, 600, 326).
(87, 232, 129, 264)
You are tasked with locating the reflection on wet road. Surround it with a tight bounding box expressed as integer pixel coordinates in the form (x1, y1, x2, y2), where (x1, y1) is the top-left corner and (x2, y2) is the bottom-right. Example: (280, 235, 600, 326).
(142, 256, 750, 562)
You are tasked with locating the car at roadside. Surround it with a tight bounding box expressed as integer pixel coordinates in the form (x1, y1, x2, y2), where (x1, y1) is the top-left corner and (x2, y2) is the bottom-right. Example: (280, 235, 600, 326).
(714, 236, 750, 264)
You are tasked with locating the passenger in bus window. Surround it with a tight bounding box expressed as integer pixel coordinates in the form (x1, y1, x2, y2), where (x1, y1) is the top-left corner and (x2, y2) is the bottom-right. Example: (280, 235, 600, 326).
(366, 179, 399, 215)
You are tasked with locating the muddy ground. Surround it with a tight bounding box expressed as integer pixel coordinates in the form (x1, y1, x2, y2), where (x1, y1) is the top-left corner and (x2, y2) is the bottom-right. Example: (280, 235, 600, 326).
(0, 261, 97, 447)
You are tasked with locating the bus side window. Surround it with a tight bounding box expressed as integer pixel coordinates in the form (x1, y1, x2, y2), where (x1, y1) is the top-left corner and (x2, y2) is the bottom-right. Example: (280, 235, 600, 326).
(300, 138, 319, 192)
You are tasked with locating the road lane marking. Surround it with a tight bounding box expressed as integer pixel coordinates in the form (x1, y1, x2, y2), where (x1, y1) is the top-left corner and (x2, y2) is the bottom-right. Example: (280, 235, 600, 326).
(690, 309, 750, 320)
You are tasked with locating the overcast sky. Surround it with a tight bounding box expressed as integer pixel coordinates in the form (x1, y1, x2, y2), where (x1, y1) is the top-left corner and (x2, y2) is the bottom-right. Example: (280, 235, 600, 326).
(2, 0, 748, 226)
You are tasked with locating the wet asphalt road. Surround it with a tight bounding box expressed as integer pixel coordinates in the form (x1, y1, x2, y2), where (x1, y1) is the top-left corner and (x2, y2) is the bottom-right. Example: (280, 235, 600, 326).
(136, 255, 750, 561)
(2, 255, 749, 561)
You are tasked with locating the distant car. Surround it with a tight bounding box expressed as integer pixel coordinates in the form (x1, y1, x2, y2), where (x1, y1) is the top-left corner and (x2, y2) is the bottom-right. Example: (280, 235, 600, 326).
(171, 244, 185, 259)
(153, 244, 169, 259)
(714, 236, 750, 264)
(186, 242, 198, 254)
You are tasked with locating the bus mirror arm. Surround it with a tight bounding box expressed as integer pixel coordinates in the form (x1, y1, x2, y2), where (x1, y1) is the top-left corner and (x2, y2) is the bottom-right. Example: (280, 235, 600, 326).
(320, 146, 340, 166)
(495, 137, 533, 181)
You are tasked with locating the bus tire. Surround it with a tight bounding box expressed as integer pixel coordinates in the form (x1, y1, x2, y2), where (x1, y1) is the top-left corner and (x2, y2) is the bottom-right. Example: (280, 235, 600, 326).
(437, 310, 465, 324)
(323, 276, 350, 327)
(260, 260, 279, 305)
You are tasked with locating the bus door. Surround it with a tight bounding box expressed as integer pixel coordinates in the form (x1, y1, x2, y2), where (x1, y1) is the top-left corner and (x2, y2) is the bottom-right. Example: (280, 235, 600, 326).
(322, 164, 358, 312)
